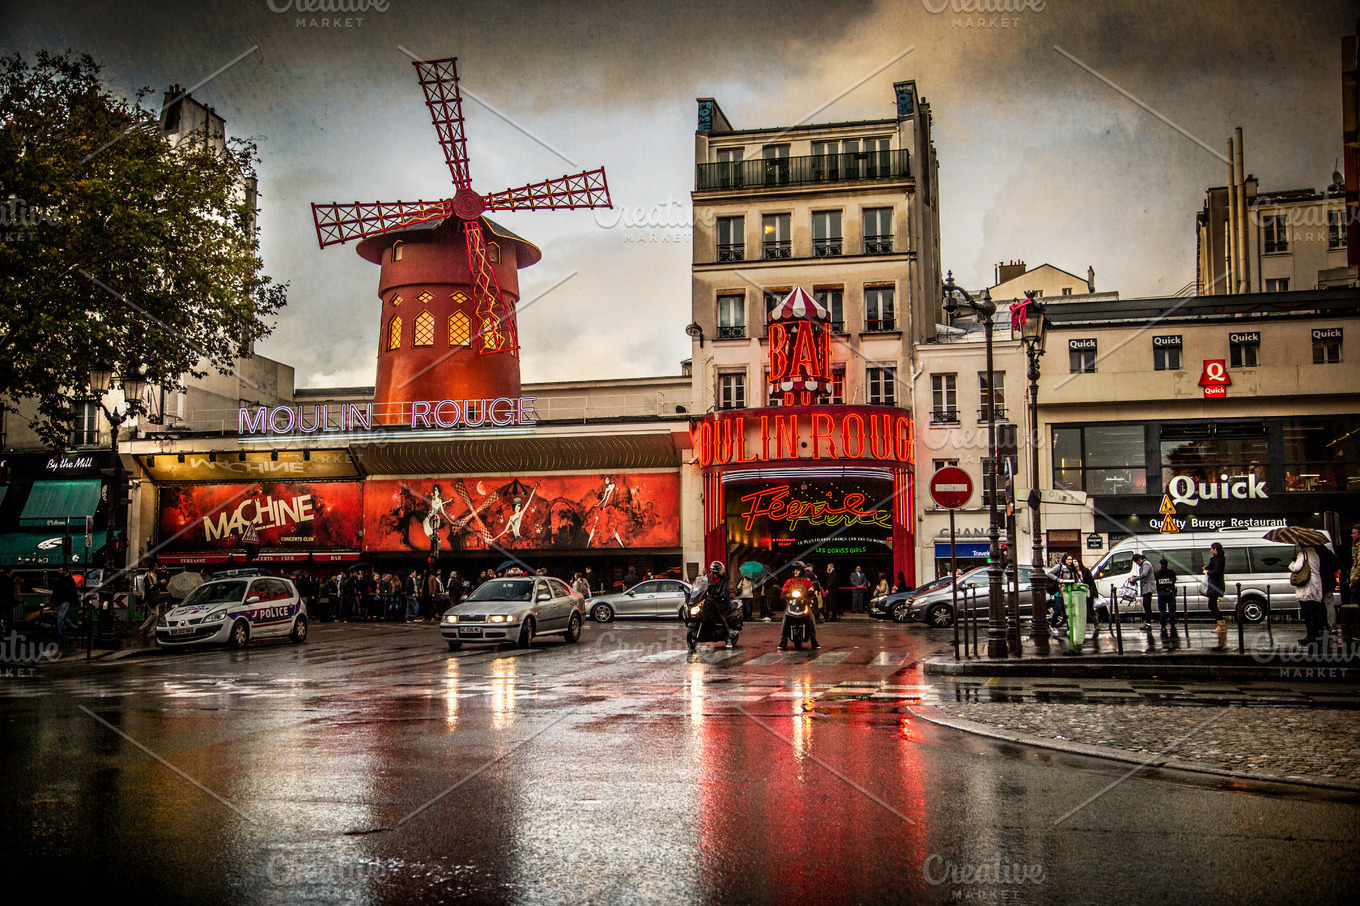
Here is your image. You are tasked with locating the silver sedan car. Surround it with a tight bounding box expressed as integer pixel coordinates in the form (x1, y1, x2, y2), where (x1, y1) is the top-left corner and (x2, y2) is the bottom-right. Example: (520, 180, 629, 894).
(586, 579, 693, 623)
(441, 576, 586, 650)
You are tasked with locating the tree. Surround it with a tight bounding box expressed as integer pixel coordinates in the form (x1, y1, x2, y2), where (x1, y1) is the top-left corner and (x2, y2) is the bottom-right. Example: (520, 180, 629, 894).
(0, 50, 286, 446)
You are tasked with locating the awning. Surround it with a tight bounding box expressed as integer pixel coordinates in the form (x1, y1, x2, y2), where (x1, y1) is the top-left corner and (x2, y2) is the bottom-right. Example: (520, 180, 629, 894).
(934, 542, 991, 559)
(20, 479, 102, 529)
(312, 551, 361, 563)
(158, 553, 232, 567)
(0, 531, 107, 567)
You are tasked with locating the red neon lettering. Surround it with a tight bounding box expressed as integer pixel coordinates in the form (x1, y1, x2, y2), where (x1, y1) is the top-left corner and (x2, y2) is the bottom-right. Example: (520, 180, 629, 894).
(776, 414, 799, 460)
(734, 417, 758, 463)
(768, 322, 789, 381)
(812, 413, 837, 459)
(869, 414, 893, 459)
(842, 413, 865, 458)
(895, 415, 913, 463)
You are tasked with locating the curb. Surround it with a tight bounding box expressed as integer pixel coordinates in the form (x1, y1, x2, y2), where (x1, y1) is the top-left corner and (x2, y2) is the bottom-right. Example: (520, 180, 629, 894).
(924, 654, 1360, 682)
(907, 704, 1360, 793)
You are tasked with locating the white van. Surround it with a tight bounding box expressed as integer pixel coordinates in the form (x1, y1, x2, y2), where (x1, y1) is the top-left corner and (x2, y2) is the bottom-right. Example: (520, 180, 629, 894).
(1087, 529, 1328, 623)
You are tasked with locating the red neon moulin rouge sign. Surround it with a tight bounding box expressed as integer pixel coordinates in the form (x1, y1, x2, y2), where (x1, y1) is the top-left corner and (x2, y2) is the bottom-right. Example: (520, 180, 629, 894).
(767, 287, 833, 406)
(737, 485, 892, 532)
(692, 409, 914, 468)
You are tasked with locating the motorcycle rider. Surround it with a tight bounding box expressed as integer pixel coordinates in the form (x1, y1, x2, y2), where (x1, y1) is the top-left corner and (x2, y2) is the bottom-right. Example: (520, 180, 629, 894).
(688, 561, 737, 646)
(778, 564, 821, 651)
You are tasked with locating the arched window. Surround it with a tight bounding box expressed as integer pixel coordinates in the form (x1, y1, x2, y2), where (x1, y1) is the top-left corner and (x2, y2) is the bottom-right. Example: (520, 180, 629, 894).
(392, 241, 404, 262)
(413, 310, 435, 347)
(387, 315, 402, 351)
(449, 310, 471, 346)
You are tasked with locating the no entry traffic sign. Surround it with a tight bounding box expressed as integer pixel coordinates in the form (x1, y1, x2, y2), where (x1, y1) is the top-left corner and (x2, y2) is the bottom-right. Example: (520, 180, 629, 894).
(929, 467, 973, 509)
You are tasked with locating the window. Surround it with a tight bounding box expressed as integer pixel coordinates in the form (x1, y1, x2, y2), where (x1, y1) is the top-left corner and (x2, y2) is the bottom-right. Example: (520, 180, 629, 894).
(70, 401, 100, 446)
(1262, 215, 1288, 254)
(716, 216, 744, 262)
(392, 241, 404, 262)
(387, 315, 402, 351)
(762, 214, 791, 258)
(867, 366, 897, 405)
(413, 310, 435, 347)
(1052, 423, 1149, 496)
(1264, 278, 1289, 293)
(933, 459, 959, 473)
(764, 289, 790, 331)
(812, 211, 842, 256)
(761, 144, 790, 186)
(814, 367, 846, 406)
(978, 372, 1005, 421)
(858, 137, 891, 177)
(1283, 415, 1360, 491)
(811, 141, 842, 180)
(865, 286, 895, 331)
(1229, 335, 1260, 368)
(1160, 422, 1267, 489)
(1329, 211, 1347, 249)
(862, 208, 893, 254)
(1069, 344, 1096, 374)
(718, 372, 746, 410)
(1153, 338, 1182, 371)
(814, 288, 844, 333)
(1313, 330, 1342, 364)
(389, 293, 402, 307)
(715, 147, 744, 188)
(449, 311, 471, 346)
(717, 294, 746, 339)
(1061, 287, 1072, 296)
(931, 374, 957, 422)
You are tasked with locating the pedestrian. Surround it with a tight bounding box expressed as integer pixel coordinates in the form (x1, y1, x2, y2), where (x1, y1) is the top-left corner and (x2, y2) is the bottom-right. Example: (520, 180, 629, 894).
(584, 566, 601, 595)
(894, 571, 908, 594)
(623, 566, 639, 589)
(1132, 553, 1155, 630)
(52, 566, 79, 643)
(571, 572, 591, 599)
(1154, 557, 1178, 633)
(1203, 541, 1227, 632)
(736, 572, 754, 622)
(421, 569, 439, 621)
(758, 578, 773, 622)
(1348, 524, 1360, 608)
(1289, 543, 1324, 644)
(873, 571, 890, 599)
(849, 564, 867, 614)
(1318, 543, 1340, 635)
(0, 566, 16, 635)
(823, 563, 840, 620)
(140, 578, 167, 639)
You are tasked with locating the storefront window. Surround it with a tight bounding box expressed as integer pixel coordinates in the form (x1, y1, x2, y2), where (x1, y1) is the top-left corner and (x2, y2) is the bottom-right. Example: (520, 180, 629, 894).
(1051, 424, 1147, 495)
(1282, 415, 1360, 492)
(1161, 427, 1268, 486)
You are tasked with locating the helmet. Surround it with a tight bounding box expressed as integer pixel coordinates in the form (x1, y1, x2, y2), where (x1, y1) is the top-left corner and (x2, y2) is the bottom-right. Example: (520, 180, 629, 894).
(708, 560, 725, 575)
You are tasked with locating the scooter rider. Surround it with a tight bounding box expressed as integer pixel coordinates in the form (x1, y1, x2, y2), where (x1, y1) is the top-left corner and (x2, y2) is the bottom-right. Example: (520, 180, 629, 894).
(778, 564, 821, 651)
(689, 561, 737, 645)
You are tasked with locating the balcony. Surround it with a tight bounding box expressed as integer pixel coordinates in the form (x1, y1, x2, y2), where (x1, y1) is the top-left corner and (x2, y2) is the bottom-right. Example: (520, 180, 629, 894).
(696, 149, 911, 191)
(812, 240, 843, 257)
(716, 325, 747, 339)
(931, 409, 960, 425)
(763, 241, 792, 260)
(717, 244, 745, 262)
(863, 236, 894, 254)
(978, 406, 1007, 421)
(865, 318, 897, 332)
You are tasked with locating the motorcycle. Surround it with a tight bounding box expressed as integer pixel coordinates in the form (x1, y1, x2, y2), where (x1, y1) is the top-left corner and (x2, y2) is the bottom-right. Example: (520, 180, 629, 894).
(684, 588, 742, 651)
(781, 587, 817, 650)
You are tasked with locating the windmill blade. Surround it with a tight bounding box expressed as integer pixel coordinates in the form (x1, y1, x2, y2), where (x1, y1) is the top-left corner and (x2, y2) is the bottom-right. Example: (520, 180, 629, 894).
(311, 200, 453, 248)
(413, 57, 472, 189)
(482, 168, 612, 212)
(464, 219, 519, 355)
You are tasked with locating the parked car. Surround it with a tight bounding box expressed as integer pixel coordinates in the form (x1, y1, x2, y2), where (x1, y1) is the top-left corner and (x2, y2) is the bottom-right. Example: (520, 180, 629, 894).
(156, 576, 307, 649)
(869, 574, 952, 622)
(1088, 529, 1317, 623)
(441, 576, 585, 650)
(586, 578, 693, 622)
(896, 566, 1039, 628)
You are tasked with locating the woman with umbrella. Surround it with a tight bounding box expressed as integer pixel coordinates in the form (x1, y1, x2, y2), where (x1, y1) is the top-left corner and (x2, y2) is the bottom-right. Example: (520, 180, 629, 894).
(1266, 526, 1332, 644)
(740, 562, 772, 621)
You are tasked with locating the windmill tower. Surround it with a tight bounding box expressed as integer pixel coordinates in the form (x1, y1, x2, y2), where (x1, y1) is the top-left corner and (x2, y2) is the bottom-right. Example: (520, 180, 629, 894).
(311, 58, 611, 424)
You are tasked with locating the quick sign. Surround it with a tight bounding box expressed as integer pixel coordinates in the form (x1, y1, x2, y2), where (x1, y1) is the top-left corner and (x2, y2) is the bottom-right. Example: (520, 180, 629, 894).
(1229, 331, 1260, 344)
(1068, 338, 1097, 350)
(1312, 328, 1342, 341)
(1166, 473, 1267, 506)
(1153, 335, 1182, 348)
(1199, 360, 1230, 398)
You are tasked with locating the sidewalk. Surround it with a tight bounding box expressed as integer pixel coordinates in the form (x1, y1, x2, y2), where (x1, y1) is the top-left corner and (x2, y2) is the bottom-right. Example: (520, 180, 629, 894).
(927, 622, 1360, 681)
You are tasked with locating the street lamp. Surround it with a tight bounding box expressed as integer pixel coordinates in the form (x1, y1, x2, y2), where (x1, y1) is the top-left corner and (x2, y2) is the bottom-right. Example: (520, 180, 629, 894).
(89, 360, 145, 633)
(1016, 292, 1051, 656)
(942, 272, 1007, 659)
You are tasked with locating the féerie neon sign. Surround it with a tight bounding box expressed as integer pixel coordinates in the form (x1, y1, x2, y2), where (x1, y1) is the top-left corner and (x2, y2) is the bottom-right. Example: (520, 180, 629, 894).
(738, 485, 892, 531)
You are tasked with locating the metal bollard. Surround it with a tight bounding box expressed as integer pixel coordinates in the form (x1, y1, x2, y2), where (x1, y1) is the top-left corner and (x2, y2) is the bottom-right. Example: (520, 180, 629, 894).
(1236, 582, 1244, 654)
(968, 587, 979, 658)
(1264, 584, 1273, 645)
(1182, 586, 1191, 648)
(1111, 582, 1124, 654)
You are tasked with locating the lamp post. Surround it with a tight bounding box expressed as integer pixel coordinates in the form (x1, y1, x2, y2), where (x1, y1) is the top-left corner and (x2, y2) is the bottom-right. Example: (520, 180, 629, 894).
(89, 361, 145, 637)
(1017, 293, 1051, 655)
(942, 272, 1007, 658)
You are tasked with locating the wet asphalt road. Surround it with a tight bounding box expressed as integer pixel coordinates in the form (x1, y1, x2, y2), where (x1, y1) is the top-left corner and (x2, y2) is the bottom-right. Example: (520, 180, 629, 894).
(2, 617, 1357, 905)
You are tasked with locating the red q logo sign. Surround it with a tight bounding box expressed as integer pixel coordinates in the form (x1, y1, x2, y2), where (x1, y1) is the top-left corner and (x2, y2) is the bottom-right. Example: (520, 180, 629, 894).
(1199, 360, 1230, 398)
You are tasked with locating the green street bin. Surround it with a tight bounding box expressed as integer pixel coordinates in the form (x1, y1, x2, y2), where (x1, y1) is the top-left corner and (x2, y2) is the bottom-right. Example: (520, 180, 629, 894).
(1062, 583, 1090, 653)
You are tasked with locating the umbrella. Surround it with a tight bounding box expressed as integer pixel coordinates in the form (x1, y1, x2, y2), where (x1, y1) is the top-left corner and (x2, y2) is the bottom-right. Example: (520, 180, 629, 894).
(1262, 526, 1331, 547)
(496, 559, 521, 573)
(739, 562, 771, 580)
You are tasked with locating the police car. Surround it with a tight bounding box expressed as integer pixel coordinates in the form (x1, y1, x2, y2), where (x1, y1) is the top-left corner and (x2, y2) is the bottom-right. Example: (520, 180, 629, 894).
(156, 575, 308, 649)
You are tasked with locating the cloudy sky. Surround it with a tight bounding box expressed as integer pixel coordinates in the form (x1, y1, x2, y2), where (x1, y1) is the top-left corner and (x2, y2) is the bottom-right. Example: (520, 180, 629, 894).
(3, 0, 1353, 389)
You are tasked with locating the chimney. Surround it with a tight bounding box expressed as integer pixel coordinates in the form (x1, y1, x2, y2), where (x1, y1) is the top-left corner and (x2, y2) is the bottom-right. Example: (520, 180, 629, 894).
(995, 260, 1027, 285)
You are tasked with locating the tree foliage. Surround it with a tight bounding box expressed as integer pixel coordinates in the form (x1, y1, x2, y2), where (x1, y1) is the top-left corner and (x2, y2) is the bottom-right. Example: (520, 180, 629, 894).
(0, 50, 286, 446)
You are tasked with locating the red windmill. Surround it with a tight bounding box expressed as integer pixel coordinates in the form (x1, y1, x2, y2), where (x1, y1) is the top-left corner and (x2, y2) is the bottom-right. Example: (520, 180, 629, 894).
(311, 57, 611, 423)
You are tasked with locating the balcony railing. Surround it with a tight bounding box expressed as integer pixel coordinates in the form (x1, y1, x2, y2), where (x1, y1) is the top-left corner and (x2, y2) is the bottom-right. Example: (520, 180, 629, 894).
(931, 409, 960, 424)
(812, 240, 843, 257)
(763, 241, 792, 259)
(978, 406, 1008, 421)
(716, 325, 747, 339)
(865, 318, 897, 332)
(717, 244, 745, 262)
(697, 149, 911, 191)
(863, 237, 894, 254)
